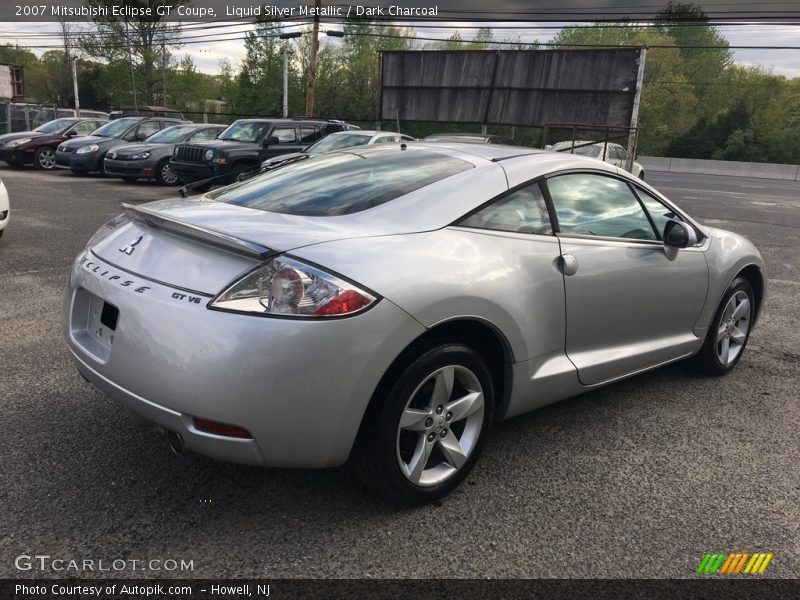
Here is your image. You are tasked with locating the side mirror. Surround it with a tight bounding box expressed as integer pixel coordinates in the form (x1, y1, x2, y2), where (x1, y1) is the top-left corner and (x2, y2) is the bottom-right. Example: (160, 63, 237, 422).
(65, 130, 78, 138)
(263, 136, 279, 148)
(663, 220, 697, 248)
(135, 131, 148, 141)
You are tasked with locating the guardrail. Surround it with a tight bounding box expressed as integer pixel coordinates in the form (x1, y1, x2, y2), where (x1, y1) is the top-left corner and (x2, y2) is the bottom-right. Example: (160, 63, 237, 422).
(639, 156, 800, 181)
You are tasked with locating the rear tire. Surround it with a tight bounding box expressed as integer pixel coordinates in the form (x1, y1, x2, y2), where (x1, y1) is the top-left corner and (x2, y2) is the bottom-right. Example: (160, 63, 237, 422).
(693, 277, 755, 376)
(354, 344, 494, 505)
(639, 170, 645, 180)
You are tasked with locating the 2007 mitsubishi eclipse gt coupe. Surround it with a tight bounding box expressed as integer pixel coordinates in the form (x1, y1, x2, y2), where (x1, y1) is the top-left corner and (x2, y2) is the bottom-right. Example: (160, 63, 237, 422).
(63, 143, 766, 505)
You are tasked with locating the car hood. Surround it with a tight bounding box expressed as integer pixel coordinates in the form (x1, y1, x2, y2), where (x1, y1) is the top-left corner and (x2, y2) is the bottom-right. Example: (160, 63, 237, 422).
(182, 139, 257, 150)
(60, 135, 116, 148)
(0, 131, 47, 145)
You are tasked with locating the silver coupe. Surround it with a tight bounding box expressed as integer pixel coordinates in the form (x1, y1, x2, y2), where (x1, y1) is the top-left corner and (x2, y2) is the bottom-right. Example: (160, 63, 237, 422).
(63, 143, 765, 504)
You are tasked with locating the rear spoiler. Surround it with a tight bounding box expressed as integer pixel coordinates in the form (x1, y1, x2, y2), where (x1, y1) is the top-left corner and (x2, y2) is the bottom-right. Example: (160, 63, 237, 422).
(121, 203, 274, 260)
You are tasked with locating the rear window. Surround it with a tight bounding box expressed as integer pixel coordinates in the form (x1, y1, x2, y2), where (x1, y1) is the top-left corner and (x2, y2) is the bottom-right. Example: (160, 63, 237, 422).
(211, 148, 473, 216)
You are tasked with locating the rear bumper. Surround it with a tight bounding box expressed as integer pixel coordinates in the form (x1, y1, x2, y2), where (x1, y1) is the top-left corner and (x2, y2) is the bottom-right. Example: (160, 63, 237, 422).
(63, 250, 425, 468)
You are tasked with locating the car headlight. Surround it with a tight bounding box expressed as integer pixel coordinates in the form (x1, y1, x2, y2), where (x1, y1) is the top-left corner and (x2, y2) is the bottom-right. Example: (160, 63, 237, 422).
(130, 151, 151, 160)
(76, 144, 100, 154)
(6, 137, 32, 147)
(210, 256, 377, 318)
(204, 149, 214, 161)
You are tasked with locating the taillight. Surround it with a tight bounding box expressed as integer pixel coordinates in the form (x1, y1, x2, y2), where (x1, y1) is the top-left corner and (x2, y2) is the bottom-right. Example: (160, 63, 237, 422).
(209, 256, 377, 318)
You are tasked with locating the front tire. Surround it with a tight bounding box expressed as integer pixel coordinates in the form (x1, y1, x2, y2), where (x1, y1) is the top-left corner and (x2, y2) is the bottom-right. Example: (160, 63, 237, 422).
(155, 158, 179, 186)
(694, 277, 755, 376)
(34, 146, 56, 170)
(354, 344, 494, 505)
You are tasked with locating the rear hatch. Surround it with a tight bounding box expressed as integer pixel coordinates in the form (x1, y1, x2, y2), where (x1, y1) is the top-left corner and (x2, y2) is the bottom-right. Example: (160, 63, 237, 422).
(90, 197, 421, 295)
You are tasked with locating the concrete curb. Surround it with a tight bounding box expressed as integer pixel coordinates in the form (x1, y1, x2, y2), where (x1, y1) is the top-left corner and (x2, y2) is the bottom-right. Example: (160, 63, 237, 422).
(639, 156, 800, 181)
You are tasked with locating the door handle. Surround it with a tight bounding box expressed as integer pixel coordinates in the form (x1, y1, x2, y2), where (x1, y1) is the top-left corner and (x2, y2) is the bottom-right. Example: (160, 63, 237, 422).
(561, 254, 579, 276)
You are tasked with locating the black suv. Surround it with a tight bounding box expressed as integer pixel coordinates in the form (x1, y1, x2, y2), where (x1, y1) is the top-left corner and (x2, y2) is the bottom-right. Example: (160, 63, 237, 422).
(170, 118, 351, 189)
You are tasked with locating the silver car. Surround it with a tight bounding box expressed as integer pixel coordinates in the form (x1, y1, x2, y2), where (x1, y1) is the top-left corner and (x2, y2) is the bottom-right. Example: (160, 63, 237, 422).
(105, 124, 226, 185)
(63, 144, 765, 505)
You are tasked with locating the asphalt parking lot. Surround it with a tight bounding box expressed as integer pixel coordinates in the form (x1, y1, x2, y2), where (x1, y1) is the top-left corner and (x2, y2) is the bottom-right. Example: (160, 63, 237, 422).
(0, 165, 798, 579)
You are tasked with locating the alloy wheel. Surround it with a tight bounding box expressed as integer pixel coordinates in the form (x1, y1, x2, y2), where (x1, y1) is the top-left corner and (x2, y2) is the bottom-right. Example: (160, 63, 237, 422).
(395, 365, 485, 487)
(161, 162, 178, 185)
(38, 148, 56, 169)
(716, 290, 751, 366)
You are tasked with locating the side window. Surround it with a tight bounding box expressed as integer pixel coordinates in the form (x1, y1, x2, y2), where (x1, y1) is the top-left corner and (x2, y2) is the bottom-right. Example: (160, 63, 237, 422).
(299, 126, 320, 143)
(136, 121, 161, 140)
(459, 183, 552, 235)
(616, 146, 628, 160)
(373, 135, 395, 144)
(546, 173, 657, 241)
(272, 126, 297, 143)
(72, 121, 97, 136)
(322, 123, 344, 135)
(189, 128, 219, 142)
(634, 187, 681, 239)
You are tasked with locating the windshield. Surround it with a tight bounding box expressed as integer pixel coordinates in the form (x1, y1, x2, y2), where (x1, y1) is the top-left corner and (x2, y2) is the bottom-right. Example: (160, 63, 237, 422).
(33, 118, 76, 134)
(307, 133, 371, 153)
(92, 118, 139, 138)
(218, 121, 270, 143)
(145, 125, 198, 144)
(210, 148, 473, 217)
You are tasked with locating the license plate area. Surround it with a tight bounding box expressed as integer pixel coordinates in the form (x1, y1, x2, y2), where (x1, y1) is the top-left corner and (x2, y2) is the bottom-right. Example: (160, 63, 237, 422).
(70, 288, 119, 364)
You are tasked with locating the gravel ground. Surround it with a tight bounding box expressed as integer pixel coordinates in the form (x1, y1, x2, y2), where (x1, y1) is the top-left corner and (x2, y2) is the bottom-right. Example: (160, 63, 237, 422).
(0, 166, 797, 579)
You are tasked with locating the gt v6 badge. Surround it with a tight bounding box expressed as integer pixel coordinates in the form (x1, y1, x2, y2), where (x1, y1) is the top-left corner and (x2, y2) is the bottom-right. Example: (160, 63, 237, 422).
(119, 235, 143, 255)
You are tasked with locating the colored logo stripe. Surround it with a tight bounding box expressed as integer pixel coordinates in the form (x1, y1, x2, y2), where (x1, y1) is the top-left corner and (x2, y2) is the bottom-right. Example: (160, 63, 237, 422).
(697, 552, 773, 574)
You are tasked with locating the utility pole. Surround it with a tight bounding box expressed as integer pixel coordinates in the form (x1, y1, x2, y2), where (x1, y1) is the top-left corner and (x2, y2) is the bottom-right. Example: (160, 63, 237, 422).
(305, 0, 321, 116)
(125, 20, 138, 112)
(283, 49, 289, 118)
(71, 56, 80, 117)
(162, 36, 167, 107)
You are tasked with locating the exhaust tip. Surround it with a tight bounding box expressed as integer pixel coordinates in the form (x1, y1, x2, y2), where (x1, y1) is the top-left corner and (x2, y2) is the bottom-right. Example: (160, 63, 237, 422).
(167, 431, 186, 455)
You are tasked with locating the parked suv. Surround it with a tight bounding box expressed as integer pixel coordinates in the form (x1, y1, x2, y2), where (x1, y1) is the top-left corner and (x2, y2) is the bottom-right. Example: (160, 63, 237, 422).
(170, 118, 350, 190)
(0, 118, 108, 170)
(55, 117, 186, 175)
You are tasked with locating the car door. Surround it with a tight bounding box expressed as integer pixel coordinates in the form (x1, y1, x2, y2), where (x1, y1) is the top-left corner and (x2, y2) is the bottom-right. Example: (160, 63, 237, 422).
(262, 125, 301, 159)
(545, 172, 709, 385)
(70, 121, 100, 137)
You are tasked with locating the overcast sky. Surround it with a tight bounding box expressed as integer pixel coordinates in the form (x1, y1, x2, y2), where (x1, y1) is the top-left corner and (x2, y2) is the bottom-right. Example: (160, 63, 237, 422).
(1, 16, 799, 78)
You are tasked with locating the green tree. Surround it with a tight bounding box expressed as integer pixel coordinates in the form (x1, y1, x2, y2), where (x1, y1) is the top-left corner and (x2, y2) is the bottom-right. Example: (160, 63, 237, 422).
(79, 0, 185, 106)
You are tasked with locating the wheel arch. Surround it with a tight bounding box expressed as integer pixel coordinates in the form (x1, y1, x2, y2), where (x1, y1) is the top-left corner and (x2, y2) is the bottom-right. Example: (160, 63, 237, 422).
(736, 264, 765, 324)
(352, 317, 515, 458)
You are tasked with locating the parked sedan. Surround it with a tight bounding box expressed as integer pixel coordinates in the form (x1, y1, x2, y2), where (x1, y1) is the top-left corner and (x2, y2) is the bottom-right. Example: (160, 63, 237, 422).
(0, 118, 108, 170)
(260, 130, 415, 170)
(63, 145, 765, 505)
(549, 140, 646, 179)
(55, 117, 186, 175)
(0, 176, 8, 239)
(105, 124, 226, 185)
